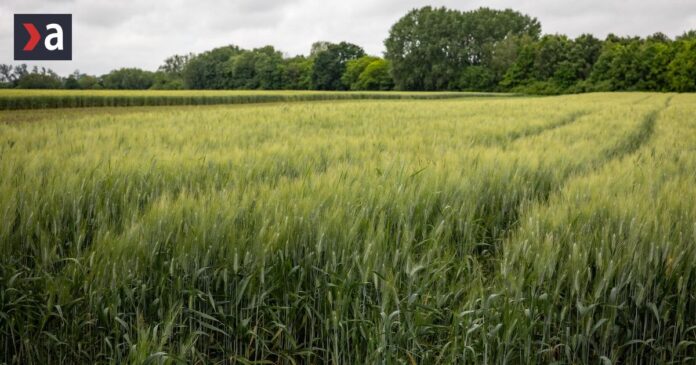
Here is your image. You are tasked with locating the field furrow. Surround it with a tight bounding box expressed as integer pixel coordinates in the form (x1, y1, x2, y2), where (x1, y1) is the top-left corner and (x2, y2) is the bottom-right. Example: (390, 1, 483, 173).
(498, 94, 696, 364)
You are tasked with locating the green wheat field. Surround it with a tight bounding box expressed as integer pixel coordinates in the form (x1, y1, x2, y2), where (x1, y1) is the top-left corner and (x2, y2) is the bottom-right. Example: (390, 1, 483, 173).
(1, 91, 695, 364)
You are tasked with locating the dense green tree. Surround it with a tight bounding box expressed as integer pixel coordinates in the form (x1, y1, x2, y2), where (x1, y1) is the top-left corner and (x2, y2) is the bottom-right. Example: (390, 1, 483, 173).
(605, 33, 641, 45)
(17, 74, 62, 89)
(354, 59, 394, 90)
(14, 64, 29, 80)
(488, 35, 534, 88)
(667, 39, 696, 91)
(638, 38, 673, 90)
(385, 7, 467, 90)
(499, 36, 570, 94)
(251, 46, 285, 89)
(532, 35, 572, 81)
(62, 71, 87, 89)
(460, 7, 541, 90)
(590, 40, 647, 91)
(17, 67, 63, 89)
(154, 53, 193, 89)
(459, 66, 495, 90)
(158, 53, 194, 76)
(78, 75, 101, 89)
(226, 46, 285, 89)
(183, 46, 243, 89)
(311, 42, 365, 90)
(283, 56, 313, 90)
(64, 75, 80, 89)
(342, 56, 380, 90)
(500, 41, 537, 88)
(102, 68, 155, 89)
(461, 7, 542, 66)
(0, 64, 28, 87)
(502, 34, 603, 92)
(385, 6, 540, 90)
(0, 64, 16, 86)
(676, 30, 696, 40)
(647, 32, 670, 43)
(227, 51, 256, 88)
(309, 41, 332, 57)
(568, 34, 603, 81)
(151, 71, 184, 89)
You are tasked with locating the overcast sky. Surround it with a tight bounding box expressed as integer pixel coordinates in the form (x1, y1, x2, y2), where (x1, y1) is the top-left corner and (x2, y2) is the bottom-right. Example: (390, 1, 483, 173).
(2, 0, 695, 76)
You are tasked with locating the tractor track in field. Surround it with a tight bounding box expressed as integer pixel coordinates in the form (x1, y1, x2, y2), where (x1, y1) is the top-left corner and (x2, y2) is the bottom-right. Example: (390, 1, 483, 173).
(505, 110, 591, 143)
(540, 96, 668, 202)
(478, 96, 671, 272)
(597, 95, 670, 163)
(471, 109, 591, 147)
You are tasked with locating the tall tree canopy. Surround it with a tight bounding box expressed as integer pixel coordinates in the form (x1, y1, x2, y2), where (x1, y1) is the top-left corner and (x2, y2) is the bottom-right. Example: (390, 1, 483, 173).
(226, 46, 285, 89)
(354, 59, 394, 91)
(183, 46, 243, 89)
(385, 6, 540, 90)
(158, 53, 194, 76)
(283, 56, 313, 90)
(342, 56, 380, 90)
(102, 68, 155, 89)
(667, 38, 696, 92)
(311, 42, 365, 90)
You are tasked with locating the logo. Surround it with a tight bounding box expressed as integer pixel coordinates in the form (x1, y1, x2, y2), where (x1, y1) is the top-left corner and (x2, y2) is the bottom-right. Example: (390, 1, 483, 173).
(14, 14, 72, 60)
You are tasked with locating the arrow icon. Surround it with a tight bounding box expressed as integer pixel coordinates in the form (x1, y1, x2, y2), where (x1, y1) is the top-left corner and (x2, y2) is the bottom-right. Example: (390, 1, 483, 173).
(22, 23, 40, 51)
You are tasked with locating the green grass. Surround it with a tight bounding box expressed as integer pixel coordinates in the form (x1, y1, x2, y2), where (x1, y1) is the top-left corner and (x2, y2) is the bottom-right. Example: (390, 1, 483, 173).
(0, 89, 504, 110)
(0, 92, 694, 364)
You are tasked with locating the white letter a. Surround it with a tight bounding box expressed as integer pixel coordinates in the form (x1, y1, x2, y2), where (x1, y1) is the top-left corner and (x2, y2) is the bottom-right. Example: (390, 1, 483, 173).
(45, 23, 63, 51)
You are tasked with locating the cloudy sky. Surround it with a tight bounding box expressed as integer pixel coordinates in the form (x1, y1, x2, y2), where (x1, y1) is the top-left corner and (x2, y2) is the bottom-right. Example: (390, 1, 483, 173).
(2, 0, 695, 76)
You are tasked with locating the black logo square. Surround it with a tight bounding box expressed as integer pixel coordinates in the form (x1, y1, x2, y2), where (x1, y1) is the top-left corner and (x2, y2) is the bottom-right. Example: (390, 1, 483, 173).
(14, 14, 72, 61)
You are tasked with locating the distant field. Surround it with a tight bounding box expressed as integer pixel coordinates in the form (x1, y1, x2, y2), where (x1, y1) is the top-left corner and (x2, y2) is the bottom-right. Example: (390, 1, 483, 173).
(0, 89, 503, 110)
(1, 93, 695, 364)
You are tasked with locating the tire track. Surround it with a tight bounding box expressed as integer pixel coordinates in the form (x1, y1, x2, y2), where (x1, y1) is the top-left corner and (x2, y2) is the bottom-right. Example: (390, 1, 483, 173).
(599, 95, 670, 162)
(477, 97, 669, 267)
(505, 110, 591, 143)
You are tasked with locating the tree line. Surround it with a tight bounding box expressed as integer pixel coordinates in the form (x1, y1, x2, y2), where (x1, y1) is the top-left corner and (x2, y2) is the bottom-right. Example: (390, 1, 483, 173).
(1, 6, 695, 93)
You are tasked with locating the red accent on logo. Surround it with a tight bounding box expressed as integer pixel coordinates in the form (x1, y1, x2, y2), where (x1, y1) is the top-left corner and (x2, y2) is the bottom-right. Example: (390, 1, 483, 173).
(22, 23, 40, 51)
